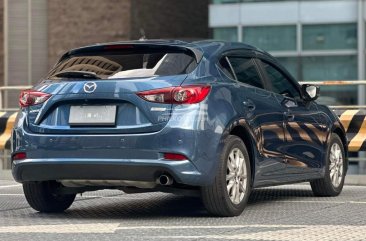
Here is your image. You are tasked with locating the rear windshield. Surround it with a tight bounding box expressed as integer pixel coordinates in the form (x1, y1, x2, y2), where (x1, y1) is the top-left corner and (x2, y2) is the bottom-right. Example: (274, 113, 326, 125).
(47, 50, 198, 80)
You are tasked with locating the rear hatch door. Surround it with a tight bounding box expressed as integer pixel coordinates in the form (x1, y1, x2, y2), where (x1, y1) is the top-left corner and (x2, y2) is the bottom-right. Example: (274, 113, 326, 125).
(25, 43, 200, 134)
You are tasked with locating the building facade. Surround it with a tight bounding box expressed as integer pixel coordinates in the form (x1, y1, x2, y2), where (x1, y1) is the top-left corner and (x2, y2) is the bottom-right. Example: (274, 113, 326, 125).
(1, 0, 209, 108)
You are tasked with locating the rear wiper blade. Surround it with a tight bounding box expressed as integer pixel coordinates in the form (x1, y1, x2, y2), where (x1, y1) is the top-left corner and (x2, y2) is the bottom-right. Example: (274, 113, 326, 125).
(53, 71, 101, 79)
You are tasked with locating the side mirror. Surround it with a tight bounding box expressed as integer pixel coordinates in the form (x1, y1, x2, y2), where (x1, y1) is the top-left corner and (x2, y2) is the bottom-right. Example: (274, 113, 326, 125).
(301, 84, 319, 101)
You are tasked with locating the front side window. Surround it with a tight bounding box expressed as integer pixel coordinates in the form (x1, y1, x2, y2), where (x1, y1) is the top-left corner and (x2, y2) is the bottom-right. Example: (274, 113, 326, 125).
(228, 57, 264, 89)
(262, 61, 300, 99)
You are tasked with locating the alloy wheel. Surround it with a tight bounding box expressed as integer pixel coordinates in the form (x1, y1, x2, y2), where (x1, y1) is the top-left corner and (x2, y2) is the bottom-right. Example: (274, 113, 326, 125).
(329, 143, 344, 188)
(226, 148, 248, 204)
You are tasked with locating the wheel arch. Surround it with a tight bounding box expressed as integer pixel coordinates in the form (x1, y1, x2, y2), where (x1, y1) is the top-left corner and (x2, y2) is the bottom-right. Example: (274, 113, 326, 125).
(224, 119, 258, 186)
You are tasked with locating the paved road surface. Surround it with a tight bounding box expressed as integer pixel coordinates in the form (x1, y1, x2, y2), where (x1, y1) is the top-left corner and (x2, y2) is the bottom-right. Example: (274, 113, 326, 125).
(1, 178, 366, 241)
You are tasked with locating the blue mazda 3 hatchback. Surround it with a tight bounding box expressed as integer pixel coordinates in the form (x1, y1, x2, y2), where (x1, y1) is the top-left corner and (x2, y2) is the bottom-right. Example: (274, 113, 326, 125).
(12, 40, 348, 216)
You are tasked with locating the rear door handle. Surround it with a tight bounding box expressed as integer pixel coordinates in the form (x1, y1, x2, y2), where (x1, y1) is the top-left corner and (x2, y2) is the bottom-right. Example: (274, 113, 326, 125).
(286, 113, 295, 121)
(243, 99, 255, 111)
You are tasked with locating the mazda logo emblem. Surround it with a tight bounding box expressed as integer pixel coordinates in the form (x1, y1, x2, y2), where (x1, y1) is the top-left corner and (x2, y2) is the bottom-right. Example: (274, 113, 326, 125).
(83, 82, 97, 93)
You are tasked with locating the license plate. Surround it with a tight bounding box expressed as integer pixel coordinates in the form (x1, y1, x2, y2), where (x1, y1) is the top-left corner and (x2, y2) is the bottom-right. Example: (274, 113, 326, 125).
(69, 105, 117, 126)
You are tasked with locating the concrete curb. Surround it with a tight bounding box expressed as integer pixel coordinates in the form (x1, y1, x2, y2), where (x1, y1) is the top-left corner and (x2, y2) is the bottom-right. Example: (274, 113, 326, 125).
(1, 169, 366, 186)
(345, 175, 366, 186)
(0, 169, 13, 180)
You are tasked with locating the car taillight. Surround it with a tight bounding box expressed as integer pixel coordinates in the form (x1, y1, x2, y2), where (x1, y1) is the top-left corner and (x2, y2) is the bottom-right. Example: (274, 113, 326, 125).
(137, 85, 211, 104)
(19, 90, 51, 108)
(12, 152, 26, 161)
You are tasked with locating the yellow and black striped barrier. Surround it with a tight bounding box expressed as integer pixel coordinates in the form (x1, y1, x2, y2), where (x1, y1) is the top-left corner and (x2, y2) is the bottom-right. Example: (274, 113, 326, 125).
(334, 109, 366, 152)
(0, 111, 17, 150)
(0, 110, 366, 152)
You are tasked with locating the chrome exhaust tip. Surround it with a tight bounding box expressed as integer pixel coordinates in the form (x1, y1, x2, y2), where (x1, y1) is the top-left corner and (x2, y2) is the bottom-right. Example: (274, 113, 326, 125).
(157, 174, 173, 186)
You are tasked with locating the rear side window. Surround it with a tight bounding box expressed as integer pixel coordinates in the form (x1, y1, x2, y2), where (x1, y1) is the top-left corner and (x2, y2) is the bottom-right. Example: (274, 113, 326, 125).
(47, 50, 197, 80)
(228, 57, 264, 89)
(218, 57, 235, 80)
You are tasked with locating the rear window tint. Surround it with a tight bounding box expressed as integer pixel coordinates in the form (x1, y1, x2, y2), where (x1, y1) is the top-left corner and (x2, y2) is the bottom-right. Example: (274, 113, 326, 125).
(47, 51, 197, 79)
(218, 57, 235, 80)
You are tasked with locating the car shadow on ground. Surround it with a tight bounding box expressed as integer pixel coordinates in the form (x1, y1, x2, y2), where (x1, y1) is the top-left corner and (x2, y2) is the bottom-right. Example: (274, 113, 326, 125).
(26, 187, 316, 219)
(248, 186, 315, 205)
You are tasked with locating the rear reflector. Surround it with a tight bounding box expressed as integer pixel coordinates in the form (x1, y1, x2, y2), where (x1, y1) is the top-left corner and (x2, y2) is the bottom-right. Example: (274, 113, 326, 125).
(19, 90, 51, 108)
(137, 85, 211, 104)
(12, 152, 26, 161)
(163, 153, 188, 161)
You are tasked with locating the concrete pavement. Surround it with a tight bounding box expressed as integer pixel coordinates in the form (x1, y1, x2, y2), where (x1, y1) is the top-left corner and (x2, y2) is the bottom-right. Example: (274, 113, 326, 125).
(1, 176, 366, 240)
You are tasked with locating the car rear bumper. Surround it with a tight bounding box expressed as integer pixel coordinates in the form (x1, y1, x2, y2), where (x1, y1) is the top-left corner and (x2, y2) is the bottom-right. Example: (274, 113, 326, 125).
(12, 158, 203, 186)
(12, 104, 226, 187)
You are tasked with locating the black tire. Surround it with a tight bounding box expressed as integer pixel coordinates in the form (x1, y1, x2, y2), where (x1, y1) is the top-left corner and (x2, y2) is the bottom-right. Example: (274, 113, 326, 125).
(310, 134, 346, 197)
(201, 135, 251, 217)
(23, 181, 76, 213)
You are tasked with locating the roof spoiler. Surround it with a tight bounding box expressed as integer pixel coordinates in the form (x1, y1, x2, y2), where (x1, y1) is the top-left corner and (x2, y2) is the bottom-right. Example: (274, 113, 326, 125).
(57, 43, 204, 65)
